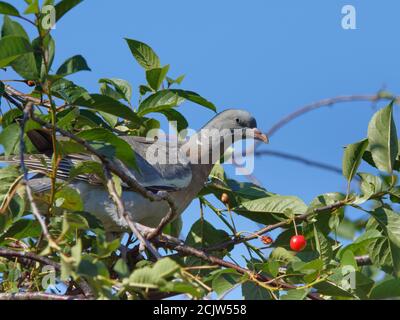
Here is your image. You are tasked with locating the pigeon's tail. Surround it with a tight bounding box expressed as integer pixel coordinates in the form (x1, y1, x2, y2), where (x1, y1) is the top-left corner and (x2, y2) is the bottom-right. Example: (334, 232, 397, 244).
(0, 154, 49, 169)
(0, 155, 21, 165)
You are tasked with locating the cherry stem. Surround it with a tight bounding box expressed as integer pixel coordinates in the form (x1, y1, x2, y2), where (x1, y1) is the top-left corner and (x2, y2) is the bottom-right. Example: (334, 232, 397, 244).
(292, 217, 298, 236)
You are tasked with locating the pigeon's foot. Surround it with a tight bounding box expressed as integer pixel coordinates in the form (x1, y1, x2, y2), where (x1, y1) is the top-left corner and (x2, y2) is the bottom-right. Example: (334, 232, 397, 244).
(134, 223, 157, 238)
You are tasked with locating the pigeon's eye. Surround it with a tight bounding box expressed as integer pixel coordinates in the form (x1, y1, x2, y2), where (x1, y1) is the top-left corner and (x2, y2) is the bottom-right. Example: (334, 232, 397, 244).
(235, 118, 240, 123)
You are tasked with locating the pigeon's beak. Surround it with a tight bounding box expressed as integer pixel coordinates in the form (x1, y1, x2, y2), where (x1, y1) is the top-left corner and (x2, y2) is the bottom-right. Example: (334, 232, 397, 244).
(253, 128, 269, 143)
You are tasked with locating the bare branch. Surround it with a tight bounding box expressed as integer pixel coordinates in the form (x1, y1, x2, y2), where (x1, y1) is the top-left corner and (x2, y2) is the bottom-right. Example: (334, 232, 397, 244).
(0, 248, 94, 298)
(152, 235, 322, 300)
(0, 293, 86, 300)
(255, 149, 346, 177)
(267, 93, 398, 138)
(208, 199, 349, 252)
(102, 165, 161, 259)
(0, 248, 59, 268)
(3, 88, 179, 239)
(355, 255, 372, 266)
(18, 102, 55, 248)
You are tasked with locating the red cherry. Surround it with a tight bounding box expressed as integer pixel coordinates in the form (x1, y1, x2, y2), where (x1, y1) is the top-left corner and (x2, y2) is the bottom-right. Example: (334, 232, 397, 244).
(290, 235, 307, 252)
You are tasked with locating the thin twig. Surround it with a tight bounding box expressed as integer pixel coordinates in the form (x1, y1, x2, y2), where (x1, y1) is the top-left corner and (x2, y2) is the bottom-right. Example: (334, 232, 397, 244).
(0, 248, 59, 269)
(18, 102, 55, 248)
(3, 85, 325, 299)
(102, 165, 161, 259)
(207, 199, 349, 252)
(266, 93, 398, 137)
(0, 293, 86, 300)
(4, 90, 178, 239)
(355, 255, 372, 266)
(152, 236, 322, 300)
(255, 149, 346, 177)
(0, 248, 94, 298)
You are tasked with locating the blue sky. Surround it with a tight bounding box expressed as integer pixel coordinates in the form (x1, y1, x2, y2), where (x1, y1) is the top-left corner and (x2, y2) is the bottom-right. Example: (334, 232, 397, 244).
(2, 1, 400, 298)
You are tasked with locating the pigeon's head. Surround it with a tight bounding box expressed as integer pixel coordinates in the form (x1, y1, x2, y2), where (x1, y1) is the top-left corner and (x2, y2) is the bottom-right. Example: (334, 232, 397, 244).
(203, 109, 269, 143)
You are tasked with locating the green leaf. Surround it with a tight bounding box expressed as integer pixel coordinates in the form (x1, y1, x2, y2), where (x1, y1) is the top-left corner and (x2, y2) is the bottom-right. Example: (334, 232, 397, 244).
(338, 229, 382, 258)
(370, 207, 400, 248)
(55, 187, 84, 211)
(390, 186, 400, 203)
(281, 288, 309, 300)
(166, 75, 185, 88)
(56, 55, 91, 76)
(291, 258, 324, 273)
(125, 38, 160, 70)
(138, 89, 185, 116)
(342, 139, 369, 183)
(2, 16, 28, 39)
(162, 216, 182, 238)
(51, 78, 90, 104)
(234, 195, 307, 225)
(146, 65, 170, 91)
(0, 1, 20, 16)
(152, 257, 181, 279)
(1, 18, 38, 80)
(307, 192, 346, 234)
(0, 35, 34, 69)
(0, 123, 19, 155)
(62, 212, 89, 233)
(55, 0, 83, 21)
(56, 107, 79, 131)
(340, 250, 358, 270)
(0, 108, 22, 128)
(75, 94, 140, 123)
(355, 173, 389, 204)
(242, 281, 272, 300)
(160, 109, 188, 132)
(77, 128, 137, 169)
(367, 217, 400, 277)
(313, 225, 333, 267)
(369, 279, 400, 299)
(185, 219, 232, 251)
(0, 219, 41, 243)
(98, 78, 132, 103)
(128, 258, 180, 290)
(211, 269, 242, 297)
(77, 256, 109, 279)
(170, 89, 216, 112)
(270, 247, 299, 264)
(31, 34, 55, 79)
(313, 280, 354, 298)
(24, 0, 39, 14)
(113, 258, 129, 278)
(367, 102, 398, 173)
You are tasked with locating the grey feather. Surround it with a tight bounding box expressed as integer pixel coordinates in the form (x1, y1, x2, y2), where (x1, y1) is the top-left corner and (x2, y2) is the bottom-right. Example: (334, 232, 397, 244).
(0, 109, 265, 232)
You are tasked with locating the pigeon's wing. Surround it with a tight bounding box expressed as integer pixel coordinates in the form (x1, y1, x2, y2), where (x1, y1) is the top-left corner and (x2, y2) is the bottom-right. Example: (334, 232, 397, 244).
(118, 136, 192, 191)
(0, 131, 193, 192)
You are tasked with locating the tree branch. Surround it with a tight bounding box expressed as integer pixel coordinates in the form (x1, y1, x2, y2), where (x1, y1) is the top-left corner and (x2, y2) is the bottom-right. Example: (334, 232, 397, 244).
(255, 149, 351, 177)
(18, 102, 55, 247)
(0, 293, 86, 300)
(3, 88, 178, 239)
(266, 93, 398, 138)
(0, 248, 94, 298)
(207, 199, 349, 252)
(102, 165, 161, 259)
(152, 235, 322, 300)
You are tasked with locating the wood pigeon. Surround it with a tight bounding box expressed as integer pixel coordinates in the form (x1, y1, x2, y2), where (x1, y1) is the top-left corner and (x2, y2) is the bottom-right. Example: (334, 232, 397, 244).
(0, 109, 268, 232)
